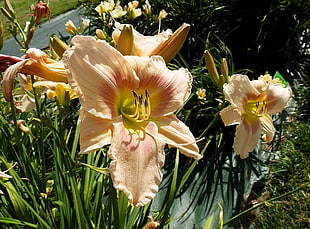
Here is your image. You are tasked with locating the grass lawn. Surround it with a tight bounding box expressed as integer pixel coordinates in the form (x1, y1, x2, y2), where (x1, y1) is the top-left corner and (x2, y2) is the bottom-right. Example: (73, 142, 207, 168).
(0, 0, 88, 39)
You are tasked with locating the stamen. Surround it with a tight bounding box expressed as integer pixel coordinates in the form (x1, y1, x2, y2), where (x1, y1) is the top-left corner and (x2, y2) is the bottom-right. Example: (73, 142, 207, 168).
(246, 100, 268, 115)
(123, 90, 151, 122)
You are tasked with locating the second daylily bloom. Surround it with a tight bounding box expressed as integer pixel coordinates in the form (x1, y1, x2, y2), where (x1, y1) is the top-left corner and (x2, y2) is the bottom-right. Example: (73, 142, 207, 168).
(112, 23, 190, 63)
(63, 36, 201, 207)
(220, 74, 292, 158)
(1, 48, 67, 101)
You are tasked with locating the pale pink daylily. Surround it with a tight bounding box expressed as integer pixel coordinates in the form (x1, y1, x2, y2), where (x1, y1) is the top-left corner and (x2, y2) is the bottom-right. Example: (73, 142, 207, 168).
(220, 74, 292, 158)
(63, 36, 201, 207)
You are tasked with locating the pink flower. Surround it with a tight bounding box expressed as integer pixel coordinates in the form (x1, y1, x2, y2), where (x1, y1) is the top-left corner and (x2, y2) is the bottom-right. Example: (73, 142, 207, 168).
(220, 74, 292, 158)
(63, 36, 201, 207)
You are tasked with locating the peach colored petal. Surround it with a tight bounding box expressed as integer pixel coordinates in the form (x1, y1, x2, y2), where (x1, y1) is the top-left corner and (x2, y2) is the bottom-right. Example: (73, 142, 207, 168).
(152, 115, 201, 160)
(259, 114, 275, 142)
(79, 109, 113, 153)
(125, 55, 192, 116)
(250, 79, 268, 93)
(224, 75, 260, 113)
(63, 36, 140, 119)
(264, 83, 292, 115)
(109, 117, 165, 207)
(220, 105, 241, 126)
(2, 60, 28, 101)
(233, 116, 261, 159)
(14, 93, 36, 113)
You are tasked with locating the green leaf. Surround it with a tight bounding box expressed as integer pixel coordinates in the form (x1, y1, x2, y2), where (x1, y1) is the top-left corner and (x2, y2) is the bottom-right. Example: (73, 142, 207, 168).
(273, 71, 288, 87)
(203, 212, 215, 229)
(0, 217, 39, 228)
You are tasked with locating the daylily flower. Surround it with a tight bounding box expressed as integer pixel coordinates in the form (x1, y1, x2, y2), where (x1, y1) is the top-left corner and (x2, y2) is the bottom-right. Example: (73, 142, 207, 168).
(220, 74, 292, 158)
(65, 20, 78, 35)
(142, 0, 151, 15)
(112, 23, 190, 63)
(110, 6, 127, 19)
(1, 48, 67, 101)
(127, 1, 142, 19)
(63, 36, 201, 207)
(95, 0, 115, 16)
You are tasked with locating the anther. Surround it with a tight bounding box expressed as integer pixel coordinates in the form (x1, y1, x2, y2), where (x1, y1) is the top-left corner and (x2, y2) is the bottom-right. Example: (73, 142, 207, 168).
(125, 90, 151, 122)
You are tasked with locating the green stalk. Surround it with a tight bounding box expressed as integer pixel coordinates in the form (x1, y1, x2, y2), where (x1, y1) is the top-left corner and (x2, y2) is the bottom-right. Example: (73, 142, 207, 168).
(158, 150, 180, 228)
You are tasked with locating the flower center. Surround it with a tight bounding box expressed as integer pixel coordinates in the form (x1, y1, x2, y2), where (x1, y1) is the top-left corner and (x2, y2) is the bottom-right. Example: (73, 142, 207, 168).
(245, 100, 267, 116)
(121, 90, 151, 122)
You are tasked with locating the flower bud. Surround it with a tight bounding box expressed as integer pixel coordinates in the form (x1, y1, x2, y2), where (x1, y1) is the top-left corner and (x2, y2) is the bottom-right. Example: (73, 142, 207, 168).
(0, 21, 4, 50)
(152, 23, 190, 63)
(158, 9, 168, 20)
(96, 29, 108, 40)
(142, 0, 151, 15)
(115, 25, 134, 55)
(65, 20, 78, 35)
(33, 1, 50, 24)
(49, 35, 69, 58)
(2, 0, 15, 21)
(204, 50, 219, 87)
(221, 58, 229, 83)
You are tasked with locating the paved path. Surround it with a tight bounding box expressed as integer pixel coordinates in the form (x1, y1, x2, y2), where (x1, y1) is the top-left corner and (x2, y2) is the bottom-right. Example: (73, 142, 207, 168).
(1, 7, 84, 56)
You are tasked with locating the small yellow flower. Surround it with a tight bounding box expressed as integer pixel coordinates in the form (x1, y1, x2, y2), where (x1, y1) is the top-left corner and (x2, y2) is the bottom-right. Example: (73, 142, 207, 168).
(196, 88, 207, 100)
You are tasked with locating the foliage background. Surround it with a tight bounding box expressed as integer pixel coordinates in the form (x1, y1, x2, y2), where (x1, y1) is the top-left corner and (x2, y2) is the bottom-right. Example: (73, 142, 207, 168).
(0, 0, 309, 228)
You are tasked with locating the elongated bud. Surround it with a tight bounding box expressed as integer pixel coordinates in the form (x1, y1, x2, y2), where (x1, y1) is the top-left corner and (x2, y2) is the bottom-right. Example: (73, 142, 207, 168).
(0, 21, 4, 50)
(49, 35, 69, 58)
(151, 23, 190, 63)
(1, 7, 15, 22)
(116, 25, 134, 55)
(221, 58, 229, 83)
(3, 0, 15, 18)
(204, 50, 219, 87)
(143, 0, 151, 15)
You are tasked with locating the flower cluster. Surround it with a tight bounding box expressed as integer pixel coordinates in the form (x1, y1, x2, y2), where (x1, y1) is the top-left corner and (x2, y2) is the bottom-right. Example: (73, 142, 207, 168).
(0, 0, 293, 210)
